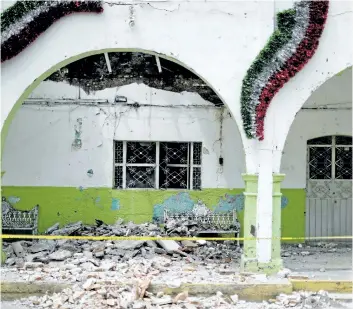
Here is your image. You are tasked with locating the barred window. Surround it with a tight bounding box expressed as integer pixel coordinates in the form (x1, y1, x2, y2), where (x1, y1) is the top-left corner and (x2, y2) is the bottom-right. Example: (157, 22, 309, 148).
(114, 141, 202, 190)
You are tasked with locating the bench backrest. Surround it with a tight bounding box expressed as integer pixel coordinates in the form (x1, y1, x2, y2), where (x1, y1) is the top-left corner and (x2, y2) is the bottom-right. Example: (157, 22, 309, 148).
(1, 198, 39, 235)
(164, 208, 239, 230)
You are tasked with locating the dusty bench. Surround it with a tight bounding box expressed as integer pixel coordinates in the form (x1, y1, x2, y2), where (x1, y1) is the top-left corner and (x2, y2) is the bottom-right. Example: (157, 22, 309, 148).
(163, 208, 241, 246)
(1, 197, 39, 235)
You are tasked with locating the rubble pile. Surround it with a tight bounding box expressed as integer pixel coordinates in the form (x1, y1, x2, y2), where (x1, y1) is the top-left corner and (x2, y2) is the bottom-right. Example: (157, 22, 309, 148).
(163, 217, 240, 237)
(13, 284, 348, 309)
(2, 220, 241, 267)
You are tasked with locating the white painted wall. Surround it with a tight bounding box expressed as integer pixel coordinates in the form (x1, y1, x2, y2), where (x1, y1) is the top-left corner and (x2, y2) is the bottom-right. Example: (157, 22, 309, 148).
(282, 109, 352, 189)
(1, 0, 274, 165)
(2, 82, 245, 188)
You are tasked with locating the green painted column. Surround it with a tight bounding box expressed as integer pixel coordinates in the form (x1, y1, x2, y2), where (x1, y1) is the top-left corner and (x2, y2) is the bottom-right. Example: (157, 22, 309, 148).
(272, 174, 286, 268)
(240, 173, 286, 274)
(240, 174, 258, 269)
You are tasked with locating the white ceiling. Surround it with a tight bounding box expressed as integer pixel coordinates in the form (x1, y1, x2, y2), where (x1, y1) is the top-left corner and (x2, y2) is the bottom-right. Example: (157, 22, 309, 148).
(303, 66, 352, 108)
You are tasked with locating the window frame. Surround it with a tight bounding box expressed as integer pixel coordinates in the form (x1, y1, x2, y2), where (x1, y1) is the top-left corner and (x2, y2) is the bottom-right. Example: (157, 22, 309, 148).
(113, 140, 202, 190)
(307, 135, 352, 181)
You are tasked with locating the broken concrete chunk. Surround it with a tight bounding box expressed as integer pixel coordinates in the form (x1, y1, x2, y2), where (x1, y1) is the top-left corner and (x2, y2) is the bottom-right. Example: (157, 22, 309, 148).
(152, 296, 173, 305)
(181, 240, 198, 248)
(132, 300, 146, 309)
(156, 239, 180, 253)
(114, 240, 145, 250)
(230, 294, 239, 304)
(48, 250, 73, 261)
(300, 251, 311, 256)
(24, 262, 44, 269)
(28, 242, 52, 254)
(173, 291, 188, 303)
(277, 268, 292, 278)
(11, 242, 25, 257)
(51, 221, 83, 235)
(106, 299, 116, 306)
(146, 241, 157, 248)
(82, 278, 96, 290)
(45, 222, 60, 234)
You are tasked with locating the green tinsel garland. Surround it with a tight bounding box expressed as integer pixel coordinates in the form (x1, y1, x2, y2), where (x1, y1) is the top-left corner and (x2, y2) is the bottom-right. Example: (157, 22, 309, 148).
(1, 1, 44, 32)
(240, 9, 297, 139)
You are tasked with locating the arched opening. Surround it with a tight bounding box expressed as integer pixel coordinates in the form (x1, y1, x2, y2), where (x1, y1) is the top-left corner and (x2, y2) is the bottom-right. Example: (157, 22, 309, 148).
(281, 67, 352, 241)
(1, 50, 246, 234)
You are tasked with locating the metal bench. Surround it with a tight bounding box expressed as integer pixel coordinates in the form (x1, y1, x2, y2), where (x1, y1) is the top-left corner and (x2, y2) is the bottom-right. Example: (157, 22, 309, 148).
(163, 208, 241, 246)
(1, 197, 39, 235)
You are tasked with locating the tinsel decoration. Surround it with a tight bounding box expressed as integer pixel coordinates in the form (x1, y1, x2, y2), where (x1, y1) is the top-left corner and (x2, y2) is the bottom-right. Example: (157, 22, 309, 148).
(241, 0, 329, 140)
(1, 1, 104, 63)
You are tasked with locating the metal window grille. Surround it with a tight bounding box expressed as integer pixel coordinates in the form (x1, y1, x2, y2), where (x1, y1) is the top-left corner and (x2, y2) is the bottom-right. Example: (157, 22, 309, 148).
(114, 141, 202, 189)
(307, 135, 352, 180)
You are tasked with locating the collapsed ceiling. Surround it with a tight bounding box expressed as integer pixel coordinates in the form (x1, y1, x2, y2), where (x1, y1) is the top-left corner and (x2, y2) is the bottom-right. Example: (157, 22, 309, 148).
(46, 52, 224, 106)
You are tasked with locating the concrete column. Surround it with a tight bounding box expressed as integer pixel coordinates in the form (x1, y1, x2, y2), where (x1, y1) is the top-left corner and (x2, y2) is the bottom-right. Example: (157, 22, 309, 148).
(240, 174, 258, 264)
(272, 174, 286, 266)
(240, 173, 285, 275)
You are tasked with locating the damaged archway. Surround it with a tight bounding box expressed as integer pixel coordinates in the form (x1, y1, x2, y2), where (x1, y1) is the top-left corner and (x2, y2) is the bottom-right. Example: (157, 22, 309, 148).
(1, 49, 247, 234)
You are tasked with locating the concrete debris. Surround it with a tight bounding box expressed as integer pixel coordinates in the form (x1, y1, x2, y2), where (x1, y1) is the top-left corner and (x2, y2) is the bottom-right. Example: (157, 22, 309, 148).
(3, 220, 242, 265)
(173, 291, 188, 303)
(277, 268, 292, 279)
(11, 242, 25, 257)
(301, 251, 311, 256)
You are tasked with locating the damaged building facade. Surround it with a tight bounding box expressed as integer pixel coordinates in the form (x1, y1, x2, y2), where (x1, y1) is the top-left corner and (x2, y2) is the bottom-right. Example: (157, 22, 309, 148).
(1, 0, 352, 274)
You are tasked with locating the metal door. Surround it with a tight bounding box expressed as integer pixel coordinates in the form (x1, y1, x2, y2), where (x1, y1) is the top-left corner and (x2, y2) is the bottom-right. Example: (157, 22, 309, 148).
(306, 136, 352, 240)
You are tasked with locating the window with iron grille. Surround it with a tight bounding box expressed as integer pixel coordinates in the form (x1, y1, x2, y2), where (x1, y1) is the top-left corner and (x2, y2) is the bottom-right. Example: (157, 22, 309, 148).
(114, 141, 202, 190)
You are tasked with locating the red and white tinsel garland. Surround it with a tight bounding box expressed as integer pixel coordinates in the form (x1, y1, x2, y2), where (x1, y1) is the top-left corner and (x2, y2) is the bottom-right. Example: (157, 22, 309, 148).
(241, 0, 329, 140)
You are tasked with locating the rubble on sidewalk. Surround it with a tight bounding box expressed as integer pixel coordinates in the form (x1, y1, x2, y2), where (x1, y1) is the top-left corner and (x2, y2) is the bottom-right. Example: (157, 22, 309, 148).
(2, 219, 242, 266)
(11, 285, 350, 309)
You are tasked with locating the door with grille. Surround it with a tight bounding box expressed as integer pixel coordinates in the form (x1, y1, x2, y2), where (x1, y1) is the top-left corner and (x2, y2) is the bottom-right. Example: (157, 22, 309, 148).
(306, 136, 352, 239)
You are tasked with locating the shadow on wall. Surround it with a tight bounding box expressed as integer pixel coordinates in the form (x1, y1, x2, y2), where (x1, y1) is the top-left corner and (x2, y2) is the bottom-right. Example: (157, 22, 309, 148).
(152, 192, 289, 222)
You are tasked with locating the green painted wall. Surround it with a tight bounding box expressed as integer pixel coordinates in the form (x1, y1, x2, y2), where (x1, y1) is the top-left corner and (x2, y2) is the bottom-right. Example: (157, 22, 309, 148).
(281, 189, 306, 242)
(1, 186, 306, 242)
(1, 187, 244, 234)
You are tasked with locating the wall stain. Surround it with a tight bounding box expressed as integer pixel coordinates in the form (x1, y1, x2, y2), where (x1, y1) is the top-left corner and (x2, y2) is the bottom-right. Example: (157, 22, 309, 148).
(7, 196, 20, 204)
(72, 118, 83, 150)
(281, 196, 289, 209)
(153, 192, 194, 222)
(111, 198, 120, 210)
(213, 193, 244, 213)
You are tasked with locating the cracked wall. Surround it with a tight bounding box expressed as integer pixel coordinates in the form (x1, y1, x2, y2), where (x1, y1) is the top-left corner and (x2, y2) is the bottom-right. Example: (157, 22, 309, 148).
(2, 80, 302, 240)
(3, 82, 245, 188)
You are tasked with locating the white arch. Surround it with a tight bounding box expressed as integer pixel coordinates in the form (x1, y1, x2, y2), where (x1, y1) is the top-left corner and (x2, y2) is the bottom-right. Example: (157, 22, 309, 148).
(0, 1, 277, 173)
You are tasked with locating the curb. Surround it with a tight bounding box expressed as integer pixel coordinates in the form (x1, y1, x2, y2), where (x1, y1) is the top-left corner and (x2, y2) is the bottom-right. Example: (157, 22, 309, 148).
(149, 281, 293, 301)
(1, 282, 71, 294)
(1, 280, 292, 301)
(1, 279, 351, 301)
(290, 279, 352, 294)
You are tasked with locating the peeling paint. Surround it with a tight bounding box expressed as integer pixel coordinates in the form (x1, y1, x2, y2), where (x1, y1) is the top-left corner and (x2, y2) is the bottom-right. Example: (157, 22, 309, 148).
(152, 192, 244, 222)
(213, 193, 244, 213)
(87, 169, 94, 177)
(71, 118, 82, 150)
(153, 192, 194, 222)
(281, 196, 289, 209)
(111, 198, 120, 210)
(7, 196, 20, 204)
